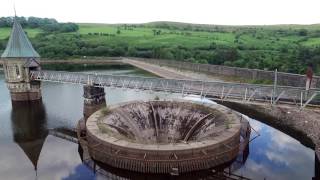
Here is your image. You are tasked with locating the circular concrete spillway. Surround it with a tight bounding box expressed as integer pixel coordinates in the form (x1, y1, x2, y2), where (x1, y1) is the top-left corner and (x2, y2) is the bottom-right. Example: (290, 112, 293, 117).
(82, 100, 249, 174)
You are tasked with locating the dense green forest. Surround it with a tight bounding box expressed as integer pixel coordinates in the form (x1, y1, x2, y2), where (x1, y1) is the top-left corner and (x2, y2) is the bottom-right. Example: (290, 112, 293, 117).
(1, 17, 320, 75)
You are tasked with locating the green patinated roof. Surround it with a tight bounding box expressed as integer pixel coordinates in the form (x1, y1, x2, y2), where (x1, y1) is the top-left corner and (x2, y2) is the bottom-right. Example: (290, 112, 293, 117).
(1, 17, 40, 58)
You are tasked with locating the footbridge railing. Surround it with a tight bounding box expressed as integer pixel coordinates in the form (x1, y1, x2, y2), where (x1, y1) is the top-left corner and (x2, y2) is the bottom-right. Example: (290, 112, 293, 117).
(30, 70, 320, 108)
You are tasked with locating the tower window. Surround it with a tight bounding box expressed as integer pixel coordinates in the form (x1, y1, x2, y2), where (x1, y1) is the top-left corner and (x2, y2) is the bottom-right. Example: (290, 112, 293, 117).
(15, 65, 20, 77)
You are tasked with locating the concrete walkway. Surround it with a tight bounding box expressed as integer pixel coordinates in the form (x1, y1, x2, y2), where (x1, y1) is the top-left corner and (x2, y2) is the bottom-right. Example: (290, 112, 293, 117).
(125, 59, 227, 82)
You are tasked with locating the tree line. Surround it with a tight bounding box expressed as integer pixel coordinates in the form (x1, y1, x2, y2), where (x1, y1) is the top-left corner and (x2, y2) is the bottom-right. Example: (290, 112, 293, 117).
(0, 16, 79, 33)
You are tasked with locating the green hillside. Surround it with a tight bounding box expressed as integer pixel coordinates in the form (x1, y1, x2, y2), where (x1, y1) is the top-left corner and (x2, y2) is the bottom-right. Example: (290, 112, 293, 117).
(1, 20, 320, 74)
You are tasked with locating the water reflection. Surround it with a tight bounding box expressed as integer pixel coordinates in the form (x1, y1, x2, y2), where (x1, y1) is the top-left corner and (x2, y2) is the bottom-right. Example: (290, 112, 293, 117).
(11, 101, 48, 171)
(236, 118, 315, 180)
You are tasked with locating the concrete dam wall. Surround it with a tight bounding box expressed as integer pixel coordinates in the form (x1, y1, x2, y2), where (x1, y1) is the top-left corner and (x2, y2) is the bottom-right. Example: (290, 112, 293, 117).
(133, 58, 320, 88)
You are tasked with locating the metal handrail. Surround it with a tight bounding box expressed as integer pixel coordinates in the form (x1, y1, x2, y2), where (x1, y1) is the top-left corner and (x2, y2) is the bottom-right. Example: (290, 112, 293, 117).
(30, 70, 320, 108)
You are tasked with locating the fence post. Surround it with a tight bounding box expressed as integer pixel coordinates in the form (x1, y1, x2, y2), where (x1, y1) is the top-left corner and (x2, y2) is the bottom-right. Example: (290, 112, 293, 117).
(300, 92, 318, 110)
(273, 69, 278, 105)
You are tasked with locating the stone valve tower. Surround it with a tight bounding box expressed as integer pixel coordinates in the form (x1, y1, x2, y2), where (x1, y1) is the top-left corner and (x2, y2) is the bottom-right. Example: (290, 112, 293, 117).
(1, 16, 41, 101)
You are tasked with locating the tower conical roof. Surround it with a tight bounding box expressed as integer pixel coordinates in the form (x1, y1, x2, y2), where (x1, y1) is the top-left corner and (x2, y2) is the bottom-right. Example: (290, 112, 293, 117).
(1, 17, 40, 58)
(17, 138, 46, 170)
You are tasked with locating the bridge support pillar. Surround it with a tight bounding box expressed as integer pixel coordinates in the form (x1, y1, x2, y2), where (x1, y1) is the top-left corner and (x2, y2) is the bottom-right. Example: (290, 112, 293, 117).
(8, 82, 42, 101)
(83, 85, 106, 121)
(315, 153, 319, 180)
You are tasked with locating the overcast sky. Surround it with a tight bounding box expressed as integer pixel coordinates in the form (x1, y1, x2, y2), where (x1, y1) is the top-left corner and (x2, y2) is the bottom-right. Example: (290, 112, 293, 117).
(1, 0, 320, 25)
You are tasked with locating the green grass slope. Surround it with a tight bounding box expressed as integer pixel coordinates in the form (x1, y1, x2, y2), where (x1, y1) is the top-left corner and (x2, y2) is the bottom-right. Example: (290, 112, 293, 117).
(0, 27, 42, 39)
(0, 21, 320, 74)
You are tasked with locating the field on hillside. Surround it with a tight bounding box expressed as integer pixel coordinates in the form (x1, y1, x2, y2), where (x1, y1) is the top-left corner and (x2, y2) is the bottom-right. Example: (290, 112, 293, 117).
(1, 22, 320, 48)
(1, 21, 320, 74)
(78, 24, 237, 48)
(76, 23, 320, 49)
(0, 27, 41, 39)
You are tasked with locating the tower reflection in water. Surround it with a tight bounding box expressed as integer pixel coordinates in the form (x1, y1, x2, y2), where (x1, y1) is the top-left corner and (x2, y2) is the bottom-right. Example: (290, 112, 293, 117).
(10, 101, 48, 172)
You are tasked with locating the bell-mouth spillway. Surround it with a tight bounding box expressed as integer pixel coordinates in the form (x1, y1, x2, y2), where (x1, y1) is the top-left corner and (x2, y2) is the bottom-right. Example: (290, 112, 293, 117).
(80, 100, 251, 174)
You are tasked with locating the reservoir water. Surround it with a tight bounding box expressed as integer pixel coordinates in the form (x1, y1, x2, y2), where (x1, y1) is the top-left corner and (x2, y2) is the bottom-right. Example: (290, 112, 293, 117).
(0, 65, 316, 180)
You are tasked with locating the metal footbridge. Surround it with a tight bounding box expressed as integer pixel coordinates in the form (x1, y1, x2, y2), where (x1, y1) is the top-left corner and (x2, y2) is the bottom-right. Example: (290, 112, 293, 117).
(31, 70, 320, 108)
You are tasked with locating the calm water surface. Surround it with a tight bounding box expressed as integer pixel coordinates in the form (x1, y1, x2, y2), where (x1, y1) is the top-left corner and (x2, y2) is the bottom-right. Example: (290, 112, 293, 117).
(0, 66, 317, 180)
